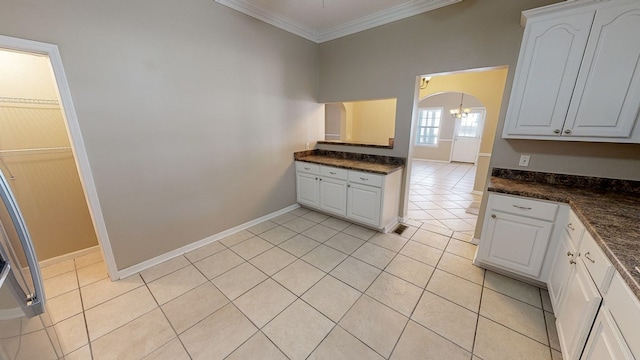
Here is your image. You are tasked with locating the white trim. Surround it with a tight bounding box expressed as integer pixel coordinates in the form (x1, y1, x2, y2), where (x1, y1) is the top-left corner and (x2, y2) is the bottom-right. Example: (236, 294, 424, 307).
(117, 204, 300, 279)
(478, 153, 492, 158)
(471, 237, 480, 245)
(0, 36, 119, 281)
(411, 158, 450, 163)
(521, 0, 605, 27)
(38, 246, 100, 268)
(317, 0, 462, 43)
(215, 0, 461, 43)
(471, 190, 484, 196)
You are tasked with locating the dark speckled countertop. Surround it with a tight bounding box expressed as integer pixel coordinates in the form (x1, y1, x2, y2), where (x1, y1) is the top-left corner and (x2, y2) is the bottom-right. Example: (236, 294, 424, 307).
(488, 169, 640, 299)
(294, 150, 404, 175)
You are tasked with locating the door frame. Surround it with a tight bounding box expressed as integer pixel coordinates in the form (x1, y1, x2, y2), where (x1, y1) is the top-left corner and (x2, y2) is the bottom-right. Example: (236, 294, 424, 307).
(0, 35, 119, 280)
(449, 107, 486, 164)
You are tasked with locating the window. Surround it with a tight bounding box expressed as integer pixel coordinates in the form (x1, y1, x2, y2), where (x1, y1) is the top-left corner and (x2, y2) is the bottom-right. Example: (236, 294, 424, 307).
(456, 109, 484, 138)
(416, 108, 442, 145)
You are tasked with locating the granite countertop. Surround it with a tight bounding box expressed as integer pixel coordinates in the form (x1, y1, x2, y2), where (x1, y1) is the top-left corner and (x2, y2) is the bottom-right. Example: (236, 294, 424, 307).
(294, 150, 405, 175)
(488, 174, 640, 299)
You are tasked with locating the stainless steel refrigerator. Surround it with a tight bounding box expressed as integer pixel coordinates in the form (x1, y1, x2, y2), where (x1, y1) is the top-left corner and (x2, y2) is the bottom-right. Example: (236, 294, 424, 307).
(0, 171, 63, 359)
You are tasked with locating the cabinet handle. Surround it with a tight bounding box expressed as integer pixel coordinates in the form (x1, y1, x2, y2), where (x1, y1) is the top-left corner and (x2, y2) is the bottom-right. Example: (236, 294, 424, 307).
(570, 259, 576, 265)
(512, 205, 532, 210)
(491, 214, 496, 219)
(584, 252, 595, 263)
(564, 129, 572, 134)
(567, 223, 575, 231)
(347, 184, 351, 188)
(319, 178, 322, 181)
(554, 129, 561, 134)
(315, 177, 318, 180)
(329, 171, 336, 175)
(360, 177, 369, 181)
(567, 251, 574, 257)
(304, 167, 311, 170)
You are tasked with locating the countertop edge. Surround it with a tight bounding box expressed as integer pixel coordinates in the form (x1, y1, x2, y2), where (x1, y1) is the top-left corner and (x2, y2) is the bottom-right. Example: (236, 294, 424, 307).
(488, 180, 640, 300)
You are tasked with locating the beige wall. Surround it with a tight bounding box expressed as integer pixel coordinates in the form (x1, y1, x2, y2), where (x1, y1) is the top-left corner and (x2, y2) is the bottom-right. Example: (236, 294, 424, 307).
(0, 0, 324, 269)
(0, 51, 57, 99)
(317, 0, 559, 222)
(0, 50, 98, 262)
(349, 98, 396, 145)
(413, 92, 484, 162)
(316, 0, 640, 238)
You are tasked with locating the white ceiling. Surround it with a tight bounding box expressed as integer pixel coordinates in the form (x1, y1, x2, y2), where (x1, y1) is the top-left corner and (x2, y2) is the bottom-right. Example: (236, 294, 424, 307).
(215, 0, 463, 43)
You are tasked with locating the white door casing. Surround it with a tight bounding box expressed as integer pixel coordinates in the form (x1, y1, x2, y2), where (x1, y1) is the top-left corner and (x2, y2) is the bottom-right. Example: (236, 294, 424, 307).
(0, 35, 119, 280)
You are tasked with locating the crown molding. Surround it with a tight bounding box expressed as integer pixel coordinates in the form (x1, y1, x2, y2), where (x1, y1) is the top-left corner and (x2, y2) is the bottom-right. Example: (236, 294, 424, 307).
(215, 0, 463, 43)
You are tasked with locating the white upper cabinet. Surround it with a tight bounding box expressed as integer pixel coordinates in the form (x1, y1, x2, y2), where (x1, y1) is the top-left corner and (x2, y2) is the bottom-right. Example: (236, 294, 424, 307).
(505, 10, 595, 137)
(565, 3, 640, 138)
(503, 0, 640, 142)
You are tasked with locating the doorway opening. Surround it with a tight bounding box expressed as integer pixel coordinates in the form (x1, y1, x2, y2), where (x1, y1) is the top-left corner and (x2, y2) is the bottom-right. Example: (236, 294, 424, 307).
(404, 66, 509, 241)
(0, 35, 116, 280)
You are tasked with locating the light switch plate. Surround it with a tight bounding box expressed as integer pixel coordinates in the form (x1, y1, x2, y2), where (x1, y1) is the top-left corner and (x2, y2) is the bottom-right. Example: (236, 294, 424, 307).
(519, 155, 531, 167)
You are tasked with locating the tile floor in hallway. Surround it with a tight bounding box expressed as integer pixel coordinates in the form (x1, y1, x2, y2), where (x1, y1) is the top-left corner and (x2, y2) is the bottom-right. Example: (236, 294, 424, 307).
(38, 160, 562, 360)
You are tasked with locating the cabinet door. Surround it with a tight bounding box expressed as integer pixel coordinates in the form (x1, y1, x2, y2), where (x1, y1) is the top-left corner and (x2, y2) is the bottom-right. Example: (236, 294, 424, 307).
(504, 10, 595, 136)
(477, 211, 553, 278)
(581, 308, 634, 360)
(347, 183, 381, 227)
(564, 3, 640, 138)
(296, 172, 319, 207)
(319, 177, 347, 217)
(548, 232, 576, 313)
(556, 260, 602, 360)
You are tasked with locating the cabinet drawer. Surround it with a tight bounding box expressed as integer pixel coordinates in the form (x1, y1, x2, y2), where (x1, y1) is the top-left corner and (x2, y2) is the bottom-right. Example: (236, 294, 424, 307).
(580, 232, 614, 294)
(565, 209, 586, 249)
(606, 274, 640, 359)
(348, 170, 383, 187)
(491, 194, 558, 221)
(320, 166, 348, 180)
(296, 162, 320, 174)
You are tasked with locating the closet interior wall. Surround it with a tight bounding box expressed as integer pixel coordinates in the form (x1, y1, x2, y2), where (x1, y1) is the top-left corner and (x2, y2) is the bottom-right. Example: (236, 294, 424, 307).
(0, 50, 98, 264)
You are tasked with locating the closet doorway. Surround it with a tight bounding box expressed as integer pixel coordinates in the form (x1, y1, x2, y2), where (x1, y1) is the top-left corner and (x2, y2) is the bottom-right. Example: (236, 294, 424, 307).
(0, 36, 116, 279)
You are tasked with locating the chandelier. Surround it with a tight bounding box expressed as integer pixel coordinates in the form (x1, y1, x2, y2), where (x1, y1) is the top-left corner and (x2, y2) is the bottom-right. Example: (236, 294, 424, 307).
(450, 93, 471, 119)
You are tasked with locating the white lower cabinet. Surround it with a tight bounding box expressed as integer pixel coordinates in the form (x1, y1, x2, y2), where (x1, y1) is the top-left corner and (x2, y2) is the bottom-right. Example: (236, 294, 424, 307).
(556, 260, 602, 360)
(478, 192, 640, 360)
(346, 183, 381, 227)
(295, 161, 401, 231)
(318, 177, 347, 217)
(474, 193, 557, 279)
(296, 172, 320, 207)
(548, 209, 585, 312)
(541, 207, 637, 360)
(581, 308, 634, 360)
(547, 232, 576, 313)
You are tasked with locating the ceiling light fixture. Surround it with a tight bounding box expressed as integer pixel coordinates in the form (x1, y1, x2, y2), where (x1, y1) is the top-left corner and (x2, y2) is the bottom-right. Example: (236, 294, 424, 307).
(419, 77, 430, 89)
(450, 93, 471, 119)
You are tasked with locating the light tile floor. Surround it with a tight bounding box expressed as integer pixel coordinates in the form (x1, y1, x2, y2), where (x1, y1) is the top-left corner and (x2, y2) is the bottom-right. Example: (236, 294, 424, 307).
(38, 160, 563, 360)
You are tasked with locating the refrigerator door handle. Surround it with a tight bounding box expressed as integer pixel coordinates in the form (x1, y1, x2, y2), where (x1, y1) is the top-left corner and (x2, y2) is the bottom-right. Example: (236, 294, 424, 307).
(0, 171, 45, 317)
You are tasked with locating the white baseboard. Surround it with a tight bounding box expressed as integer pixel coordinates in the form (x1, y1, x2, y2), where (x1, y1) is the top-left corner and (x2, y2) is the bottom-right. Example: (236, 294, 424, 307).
(411, 158, 450, 163)
(38, 245, 101, 268)
(471, 237, 480, 245)
(117, 204, 301, 279)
